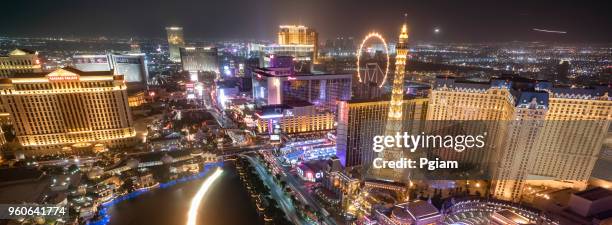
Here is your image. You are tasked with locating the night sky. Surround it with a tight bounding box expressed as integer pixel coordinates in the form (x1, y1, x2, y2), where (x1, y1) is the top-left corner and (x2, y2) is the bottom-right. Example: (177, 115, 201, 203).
(2, 0, 611, 43)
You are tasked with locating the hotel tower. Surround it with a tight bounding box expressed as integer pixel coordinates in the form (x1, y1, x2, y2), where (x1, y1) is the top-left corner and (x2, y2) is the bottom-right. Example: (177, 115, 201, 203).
(427, 75, 611, 201)
(277, 25, 319, 63)
(0, 67, 137, 155)
(166, 26, 185, 62)
(0, 49, 42, 78)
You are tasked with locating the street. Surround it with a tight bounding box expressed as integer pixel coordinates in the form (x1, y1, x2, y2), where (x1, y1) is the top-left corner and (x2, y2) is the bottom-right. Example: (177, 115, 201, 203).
(243, 155, 306, 225)
(274, 157, 338, 225)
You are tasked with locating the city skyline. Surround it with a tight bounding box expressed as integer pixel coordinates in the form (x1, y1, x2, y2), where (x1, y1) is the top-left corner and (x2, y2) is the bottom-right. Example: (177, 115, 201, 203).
(1, 0, 611, 43)
(0, 2, 610, 225)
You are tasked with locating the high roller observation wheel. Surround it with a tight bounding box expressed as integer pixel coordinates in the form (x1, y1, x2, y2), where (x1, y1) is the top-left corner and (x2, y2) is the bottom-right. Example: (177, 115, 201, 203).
(356, 32, 390, 88)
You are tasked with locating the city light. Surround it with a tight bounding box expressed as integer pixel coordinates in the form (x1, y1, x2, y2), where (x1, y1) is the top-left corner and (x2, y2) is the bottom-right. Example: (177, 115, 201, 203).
(356, 32, 390, 87)
(186, 168, 223, 225)
(0, 3, 610, 225)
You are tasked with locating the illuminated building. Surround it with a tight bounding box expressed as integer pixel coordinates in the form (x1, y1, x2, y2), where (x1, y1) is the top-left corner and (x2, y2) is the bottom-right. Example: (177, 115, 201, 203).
(325, 171, 360, 214)
(490, 210, 532, 225)
(265, 55, 295, 69)
(72, 55, 111, 71)
(252, 60, 351, 112)
(278, 25, 318, 46)
(427, 75, 611, 202)
(296, 159, 342, 183)
(128, 91, 146, 107)
(0, 67, 137, 155)
(255, 101, 335, 138)
(0, 49, 42, 78)
(165, 26, 185, 62)
(323, 37, 356, 57)
(297, 161, 327, 182)
(443, 197, 558, 224)
(336, 96, 428, 167)
(73, 54, 149, 88)
(281, 140, 337, 163)
(263, 45, 315, 63)
(375, 200, 441, 225)
(111, 54, 148, 87)
(277, 25, 318, 62)
(553, 187, 612, 224)
(214, 81, 239, 109)
(184, 82, 205, 102)
(179, 47, 219, 73)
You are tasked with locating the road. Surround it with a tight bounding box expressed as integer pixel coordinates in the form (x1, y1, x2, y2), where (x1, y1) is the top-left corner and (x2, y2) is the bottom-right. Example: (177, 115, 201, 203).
(218, 144, 272, 156)
(209, 108, 236, 129)
(274, 157, 338, 225)
(243, 155, 306, 225)
(36, 156, 98, 166)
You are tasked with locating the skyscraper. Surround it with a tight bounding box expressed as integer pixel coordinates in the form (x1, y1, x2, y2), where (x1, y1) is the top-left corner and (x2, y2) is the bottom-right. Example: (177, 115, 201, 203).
(166, 26, 185, 62)
(0, 67, 137, 155)
(255, 100, 335, 135)
(73, 54, 148, 88)
(0, 49, 42, 78)
(72, 55, 112, 71)
(263, 45, 315, 63)
(277, 25, 319, 63)
(336, 96, 428, 168)
(252, 66, 352, 112)
(427, 75, 611, 201)
(110, 54, 149, 88)
(179, 47, 219, 73)
(324, 37, 355, 57)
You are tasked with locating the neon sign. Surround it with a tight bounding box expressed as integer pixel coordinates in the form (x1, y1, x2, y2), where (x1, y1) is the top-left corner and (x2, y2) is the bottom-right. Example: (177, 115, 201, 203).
(48, 75, 79, 81)
(46, 69, 80, 82)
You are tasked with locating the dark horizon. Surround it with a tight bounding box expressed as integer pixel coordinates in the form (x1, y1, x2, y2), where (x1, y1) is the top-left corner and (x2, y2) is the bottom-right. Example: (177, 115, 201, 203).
(1, 0, 611, 43)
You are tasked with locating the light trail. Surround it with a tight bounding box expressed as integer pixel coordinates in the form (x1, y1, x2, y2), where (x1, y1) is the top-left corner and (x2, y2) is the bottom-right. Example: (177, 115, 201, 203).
(532, 28, 567, 34)
(186, 167, 223, 225)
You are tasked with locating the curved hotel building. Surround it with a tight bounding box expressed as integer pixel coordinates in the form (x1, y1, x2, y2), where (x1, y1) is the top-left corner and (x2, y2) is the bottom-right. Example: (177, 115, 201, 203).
(0, 67, 136, 155)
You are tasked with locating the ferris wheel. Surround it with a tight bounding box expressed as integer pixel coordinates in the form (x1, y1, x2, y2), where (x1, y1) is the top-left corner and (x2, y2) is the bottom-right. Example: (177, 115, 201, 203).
(356, 32, 390, 88)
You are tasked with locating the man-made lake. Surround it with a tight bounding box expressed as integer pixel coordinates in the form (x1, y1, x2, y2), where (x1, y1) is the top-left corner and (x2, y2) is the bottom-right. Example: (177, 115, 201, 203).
(107, 162, 263, 225)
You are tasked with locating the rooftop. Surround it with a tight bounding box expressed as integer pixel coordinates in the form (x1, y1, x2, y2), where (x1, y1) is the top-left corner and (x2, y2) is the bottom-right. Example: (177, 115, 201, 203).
(400, 200, 440, 220)
(494, 209, 531, 224)
(253, 67, 350, 78)
(434, 74, 610, 103)
(1, 67, 113, 79)
(346, 94, 428, 104)
(0, 167, 44, 185)
(3, 48, 36, 56)
(574, 187, 612, 201)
